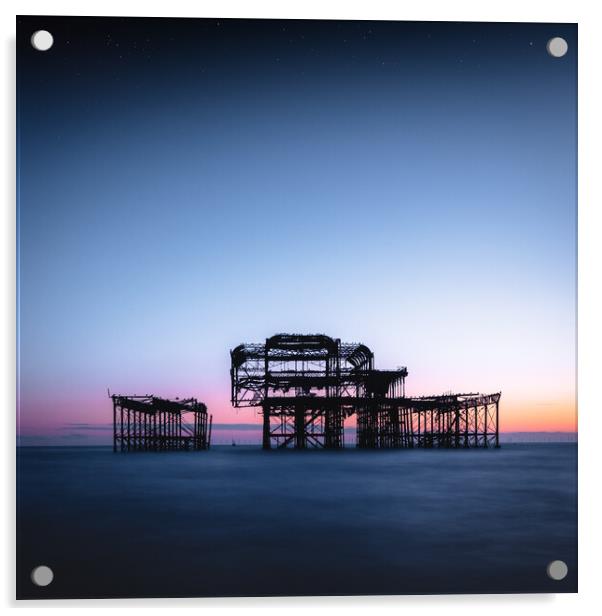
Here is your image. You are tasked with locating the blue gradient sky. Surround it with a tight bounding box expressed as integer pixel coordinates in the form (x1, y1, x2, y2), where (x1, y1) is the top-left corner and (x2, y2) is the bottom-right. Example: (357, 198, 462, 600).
(17, 18, 577, 443)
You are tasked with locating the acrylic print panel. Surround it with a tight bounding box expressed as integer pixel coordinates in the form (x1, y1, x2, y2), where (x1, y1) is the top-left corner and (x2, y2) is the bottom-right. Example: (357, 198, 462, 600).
(16, 16, 577, 599)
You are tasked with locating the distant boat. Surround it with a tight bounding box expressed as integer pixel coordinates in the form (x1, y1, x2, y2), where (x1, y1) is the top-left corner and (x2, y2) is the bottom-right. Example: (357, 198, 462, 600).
(231, 440, 236, 447)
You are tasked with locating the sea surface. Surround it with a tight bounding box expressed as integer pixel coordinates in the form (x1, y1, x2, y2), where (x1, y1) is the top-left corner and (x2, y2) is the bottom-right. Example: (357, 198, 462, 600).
(17, 444, 577, 599)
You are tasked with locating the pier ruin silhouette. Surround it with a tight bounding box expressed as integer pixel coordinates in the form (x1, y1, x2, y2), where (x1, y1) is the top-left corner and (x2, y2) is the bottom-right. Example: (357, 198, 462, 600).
(230, 333, 500, 450)
(111, 332, 499, 451)
(111, 395, 212, 452)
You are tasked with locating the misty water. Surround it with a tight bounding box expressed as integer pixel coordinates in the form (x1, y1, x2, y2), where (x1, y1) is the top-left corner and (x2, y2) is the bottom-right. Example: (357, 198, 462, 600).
(17, 444, 577, 598)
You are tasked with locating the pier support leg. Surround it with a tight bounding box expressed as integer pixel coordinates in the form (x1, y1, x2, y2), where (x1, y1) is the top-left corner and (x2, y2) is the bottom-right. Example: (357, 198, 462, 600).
(295, 404, 305, 449)
(262, 404, 271, 450)
(112, 399, 117, 452)
(495, 399, 500, 448)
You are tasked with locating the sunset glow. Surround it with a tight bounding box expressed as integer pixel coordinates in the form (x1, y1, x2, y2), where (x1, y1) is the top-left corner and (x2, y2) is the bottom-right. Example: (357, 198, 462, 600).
(17, 20, 576, 445)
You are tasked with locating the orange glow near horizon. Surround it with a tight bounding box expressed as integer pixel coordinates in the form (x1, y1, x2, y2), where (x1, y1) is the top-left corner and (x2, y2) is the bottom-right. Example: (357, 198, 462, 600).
(16, 386, 577, 441)
(496, 398, 577, 432)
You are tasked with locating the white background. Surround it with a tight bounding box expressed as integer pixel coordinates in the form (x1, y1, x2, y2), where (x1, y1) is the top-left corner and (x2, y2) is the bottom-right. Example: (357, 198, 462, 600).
(1, 1, 600, 613)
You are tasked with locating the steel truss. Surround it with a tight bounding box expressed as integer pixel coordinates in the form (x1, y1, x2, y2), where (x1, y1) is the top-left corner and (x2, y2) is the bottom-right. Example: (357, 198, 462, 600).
(355, 393, 501, 449)
(111, 395, 212, 452)
(231, 333, 500, 450)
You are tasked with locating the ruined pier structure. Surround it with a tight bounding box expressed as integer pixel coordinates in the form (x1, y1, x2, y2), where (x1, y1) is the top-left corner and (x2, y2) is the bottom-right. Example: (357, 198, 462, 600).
(230, 334, 500, 450)
(111, 395, 212, 452)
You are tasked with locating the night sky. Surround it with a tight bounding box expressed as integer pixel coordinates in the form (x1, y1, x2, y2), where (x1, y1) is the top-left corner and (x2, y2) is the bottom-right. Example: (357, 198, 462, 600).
(16, 17, 577, 444)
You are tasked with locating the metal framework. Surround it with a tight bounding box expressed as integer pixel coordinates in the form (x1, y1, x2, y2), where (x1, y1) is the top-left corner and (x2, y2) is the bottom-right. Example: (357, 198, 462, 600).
(111, 395, 212, 452)
(355, 393, 500, 449)
(231, 333, 500, 450)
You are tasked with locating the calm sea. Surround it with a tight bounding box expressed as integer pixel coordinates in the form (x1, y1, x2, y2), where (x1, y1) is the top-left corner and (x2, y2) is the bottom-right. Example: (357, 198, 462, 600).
(17, 444, 577, 598)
